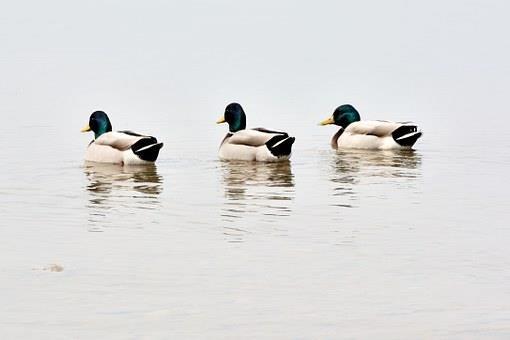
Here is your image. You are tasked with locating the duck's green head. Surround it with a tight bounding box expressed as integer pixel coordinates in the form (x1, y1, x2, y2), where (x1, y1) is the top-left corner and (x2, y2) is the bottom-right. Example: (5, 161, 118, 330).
(319, 104, 361, 128)
(81, 111, 113, 139)
(216, 103, 247, 132)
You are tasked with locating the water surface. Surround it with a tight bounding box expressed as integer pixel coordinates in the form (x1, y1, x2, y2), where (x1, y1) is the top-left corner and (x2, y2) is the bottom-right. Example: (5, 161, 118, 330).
(1, 120, 509, 338)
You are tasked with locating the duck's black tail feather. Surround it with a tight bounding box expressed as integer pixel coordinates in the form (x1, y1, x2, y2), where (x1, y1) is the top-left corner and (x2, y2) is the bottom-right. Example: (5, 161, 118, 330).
(131, 137, 164, 162)
(392, 125, 422, 147)
(266, 135, 295, 157)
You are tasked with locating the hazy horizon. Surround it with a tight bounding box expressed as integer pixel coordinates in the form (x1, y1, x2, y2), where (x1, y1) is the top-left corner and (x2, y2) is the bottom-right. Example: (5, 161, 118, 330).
(1, 1, 508, 129)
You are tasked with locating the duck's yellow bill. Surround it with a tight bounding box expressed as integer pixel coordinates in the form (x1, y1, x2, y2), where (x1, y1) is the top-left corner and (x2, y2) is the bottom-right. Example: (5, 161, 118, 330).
(216, 115, 226, 124)
(319, 116, 335, 125)
(80, 124, 91, 132)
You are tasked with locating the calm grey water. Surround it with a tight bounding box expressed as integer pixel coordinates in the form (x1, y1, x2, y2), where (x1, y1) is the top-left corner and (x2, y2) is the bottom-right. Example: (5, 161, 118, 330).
(2, 0, 510, 338)
(1, 117, 509, 338)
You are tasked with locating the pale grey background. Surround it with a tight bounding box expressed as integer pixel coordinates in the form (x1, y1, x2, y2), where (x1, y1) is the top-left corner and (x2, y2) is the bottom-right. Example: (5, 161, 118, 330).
(1, 0, 508, 129)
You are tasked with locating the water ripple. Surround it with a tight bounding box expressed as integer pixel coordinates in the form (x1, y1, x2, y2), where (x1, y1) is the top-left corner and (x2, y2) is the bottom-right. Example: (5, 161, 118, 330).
(83, 162, 163, 231)
(218, 160, 295, 242)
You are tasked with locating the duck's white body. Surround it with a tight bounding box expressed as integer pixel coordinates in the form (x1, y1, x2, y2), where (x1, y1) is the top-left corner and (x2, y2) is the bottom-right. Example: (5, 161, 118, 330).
(219, 128, 295, 162)
(332, 121, 422, 150)
(85, 131, 163, 165)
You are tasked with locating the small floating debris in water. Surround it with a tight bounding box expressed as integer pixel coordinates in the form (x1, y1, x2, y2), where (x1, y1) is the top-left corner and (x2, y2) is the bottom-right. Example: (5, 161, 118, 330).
(33, 264, 64, 272)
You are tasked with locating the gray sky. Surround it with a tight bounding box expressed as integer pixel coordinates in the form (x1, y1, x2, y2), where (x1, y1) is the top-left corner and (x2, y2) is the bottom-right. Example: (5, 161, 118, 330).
(1, 0, 508, 137)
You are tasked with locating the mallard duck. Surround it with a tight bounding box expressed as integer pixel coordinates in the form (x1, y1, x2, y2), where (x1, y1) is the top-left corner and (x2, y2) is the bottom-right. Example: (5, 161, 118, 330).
(216, 103, 295, 161)
(319, 104, 422, 150)
(81, 111, 163, 165)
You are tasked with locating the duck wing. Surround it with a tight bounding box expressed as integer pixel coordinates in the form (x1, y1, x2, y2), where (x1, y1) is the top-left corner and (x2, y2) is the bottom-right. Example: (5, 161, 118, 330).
(227, 128, 288, 147)
(95, 131, 157, 151)
(346, 121, 406, 138)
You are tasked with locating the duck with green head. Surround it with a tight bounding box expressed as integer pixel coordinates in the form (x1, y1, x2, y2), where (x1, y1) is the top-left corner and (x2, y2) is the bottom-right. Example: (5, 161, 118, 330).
(81, 111, 163, 165)
(319, 104, 422, 150)
(216, 103, 295, 161)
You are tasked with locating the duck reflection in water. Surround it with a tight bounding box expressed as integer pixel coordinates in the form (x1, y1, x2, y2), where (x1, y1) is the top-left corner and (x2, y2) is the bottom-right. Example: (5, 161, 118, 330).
(219, 160, 295, 241)
(83, 162, 163, 230)
(328, 149, 422, 208)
